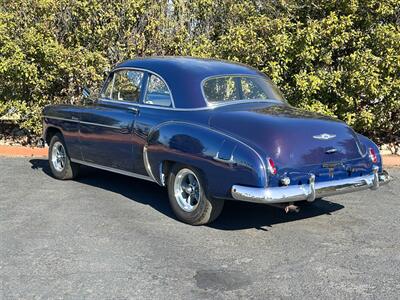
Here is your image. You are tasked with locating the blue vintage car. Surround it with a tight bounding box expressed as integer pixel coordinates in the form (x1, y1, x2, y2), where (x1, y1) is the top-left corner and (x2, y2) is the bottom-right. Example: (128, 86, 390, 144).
(41, 57, 390, 225)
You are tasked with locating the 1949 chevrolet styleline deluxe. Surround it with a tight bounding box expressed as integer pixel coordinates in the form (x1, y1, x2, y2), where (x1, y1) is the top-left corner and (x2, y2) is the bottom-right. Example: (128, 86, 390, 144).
(41, 57, 390, 225)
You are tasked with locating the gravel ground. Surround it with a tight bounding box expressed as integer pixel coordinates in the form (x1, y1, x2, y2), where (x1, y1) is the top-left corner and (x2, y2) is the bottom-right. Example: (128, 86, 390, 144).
(0, 157, 399, 299)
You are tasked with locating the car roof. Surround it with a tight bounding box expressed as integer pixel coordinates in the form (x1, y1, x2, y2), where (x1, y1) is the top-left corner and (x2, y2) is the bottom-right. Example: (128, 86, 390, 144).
(114, 57, 265, 109)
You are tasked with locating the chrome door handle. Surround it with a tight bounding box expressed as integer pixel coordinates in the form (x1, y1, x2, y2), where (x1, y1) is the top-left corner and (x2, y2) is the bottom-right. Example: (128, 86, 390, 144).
(129, 107, 139, 114)
(71, 116, 79, 121)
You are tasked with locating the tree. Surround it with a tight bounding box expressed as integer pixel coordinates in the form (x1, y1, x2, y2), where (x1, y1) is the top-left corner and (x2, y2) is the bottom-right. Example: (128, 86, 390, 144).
(0, 0, 399, 150)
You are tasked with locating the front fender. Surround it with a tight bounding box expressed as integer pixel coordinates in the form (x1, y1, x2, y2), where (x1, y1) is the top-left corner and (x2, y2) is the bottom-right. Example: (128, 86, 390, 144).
(145, 121, 267, 199)
(42, 105, 82, 160)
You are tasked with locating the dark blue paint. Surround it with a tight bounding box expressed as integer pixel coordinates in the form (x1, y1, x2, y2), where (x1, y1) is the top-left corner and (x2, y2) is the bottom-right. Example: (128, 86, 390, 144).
(42, 57, 382, 200)
(79, 101, 137, 171)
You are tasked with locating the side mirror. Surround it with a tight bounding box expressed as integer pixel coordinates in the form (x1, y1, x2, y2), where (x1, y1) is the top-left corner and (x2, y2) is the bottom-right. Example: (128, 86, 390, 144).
(82, 86, 91, 98)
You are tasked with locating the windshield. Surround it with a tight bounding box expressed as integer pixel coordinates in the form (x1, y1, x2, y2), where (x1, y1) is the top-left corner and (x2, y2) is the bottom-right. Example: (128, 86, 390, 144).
(202, 75, 285, 104)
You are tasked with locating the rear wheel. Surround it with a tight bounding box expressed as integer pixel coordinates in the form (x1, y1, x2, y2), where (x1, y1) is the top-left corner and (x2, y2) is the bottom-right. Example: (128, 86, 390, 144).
(48, 133, 79, 180)
(167, 164, 224, 225)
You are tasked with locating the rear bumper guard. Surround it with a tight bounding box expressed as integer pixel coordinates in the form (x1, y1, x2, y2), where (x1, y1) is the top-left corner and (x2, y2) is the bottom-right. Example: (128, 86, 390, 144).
(231, 166, 391, 204)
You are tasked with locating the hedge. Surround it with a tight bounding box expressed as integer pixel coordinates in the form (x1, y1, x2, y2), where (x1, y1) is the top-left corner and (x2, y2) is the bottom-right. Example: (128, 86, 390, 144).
(0, 0, 399, 149)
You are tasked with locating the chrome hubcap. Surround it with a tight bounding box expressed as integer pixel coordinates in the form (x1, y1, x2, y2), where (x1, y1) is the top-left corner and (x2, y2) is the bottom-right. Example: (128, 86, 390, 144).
(51, 141, 66, 172)
(174, 168, 201, 212)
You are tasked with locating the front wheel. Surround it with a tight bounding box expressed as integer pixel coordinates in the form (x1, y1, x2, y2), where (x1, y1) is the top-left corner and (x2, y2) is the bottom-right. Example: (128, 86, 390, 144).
(167, 164, 224, 225)
(48, 133, 80, 180)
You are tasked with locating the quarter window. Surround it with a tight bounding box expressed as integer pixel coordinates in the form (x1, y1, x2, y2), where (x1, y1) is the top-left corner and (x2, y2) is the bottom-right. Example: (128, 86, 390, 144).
(144, 74, 172, 107)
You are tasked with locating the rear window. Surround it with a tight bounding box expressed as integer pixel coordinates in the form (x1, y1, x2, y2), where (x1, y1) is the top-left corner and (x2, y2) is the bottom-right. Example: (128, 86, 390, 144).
(202, 75, 285, 104)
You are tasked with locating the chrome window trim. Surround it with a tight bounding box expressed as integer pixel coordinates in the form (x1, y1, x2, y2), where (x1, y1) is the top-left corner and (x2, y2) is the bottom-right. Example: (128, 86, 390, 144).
(102, 68, 282, 111)
(98, 97, 280, 111)
(105, 69, 145, 103)
(200, 74, 285, 106)
(110, 67, 176, 108)
(97, 98, 212, 111)
(100, 73, 113, 99)
(70, 158, 155, 183)
(143, 73, 173, 108)
(206, 99, 282, 108)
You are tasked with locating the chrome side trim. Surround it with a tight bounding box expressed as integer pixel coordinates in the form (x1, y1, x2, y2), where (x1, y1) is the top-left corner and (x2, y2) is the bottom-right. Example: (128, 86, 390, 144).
(70, 158, 155, 182)
(43, 115, 79, 123)
(231, 169, 391, 204)
(43, 115, 122, 130)
(80, 120, 121, 129)
(143, 144, 160, 184)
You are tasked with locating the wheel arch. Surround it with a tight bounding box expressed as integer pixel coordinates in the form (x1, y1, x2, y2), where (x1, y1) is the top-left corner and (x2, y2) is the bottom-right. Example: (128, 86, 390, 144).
(44, 126, 63, 145)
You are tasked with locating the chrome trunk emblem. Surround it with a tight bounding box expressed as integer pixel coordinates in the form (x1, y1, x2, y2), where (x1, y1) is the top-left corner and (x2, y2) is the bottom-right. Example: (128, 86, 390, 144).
(313, 133, 336, 140)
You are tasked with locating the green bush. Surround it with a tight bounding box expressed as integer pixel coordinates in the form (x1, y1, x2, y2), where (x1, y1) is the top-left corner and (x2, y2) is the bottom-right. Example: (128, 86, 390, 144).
(0, 0, 399, 148)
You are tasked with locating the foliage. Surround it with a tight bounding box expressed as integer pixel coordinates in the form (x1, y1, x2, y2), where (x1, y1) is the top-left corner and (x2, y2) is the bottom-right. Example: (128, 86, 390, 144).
(0, 0, 399, 148)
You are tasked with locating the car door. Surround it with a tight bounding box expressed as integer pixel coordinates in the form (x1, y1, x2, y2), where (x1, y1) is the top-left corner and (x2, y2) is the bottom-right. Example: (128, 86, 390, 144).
(79, 69, 145, 172)
(130, 72, 174, 175)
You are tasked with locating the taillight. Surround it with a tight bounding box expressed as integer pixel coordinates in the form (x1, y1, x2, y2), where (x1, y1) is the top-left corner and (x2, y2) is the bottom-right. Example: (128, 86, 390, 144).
(369, 148, 378, 163)
(267, 157, 277, 175)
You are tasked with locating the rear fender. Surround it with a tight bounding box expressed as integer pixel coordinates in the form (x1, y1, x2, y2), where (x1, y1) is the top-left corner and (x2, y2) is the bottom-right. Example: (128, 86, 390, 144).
(145, 121, 267, 199)
(357, 133, 382, 171)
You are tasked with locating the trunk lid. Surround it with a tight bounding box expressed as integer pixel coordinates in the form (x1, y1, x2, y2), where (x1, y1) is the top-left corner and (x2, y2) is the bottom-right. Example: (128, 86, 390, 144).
(209, 103, 364, 167)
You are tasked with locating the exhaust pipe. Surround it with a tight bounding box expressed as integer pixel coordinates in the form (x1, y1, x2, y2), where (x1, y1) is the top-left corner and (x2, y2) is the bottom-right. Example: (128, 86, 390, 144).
(268, 202, 300, 213)
(284, 203, 300, 213)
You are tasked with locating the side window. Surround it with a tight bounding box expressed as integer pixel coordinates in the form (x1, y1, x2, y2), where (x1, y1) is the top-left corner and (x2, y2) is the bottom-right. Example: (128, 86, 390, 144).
(144, 74, 172, 107)
(111, 70, 144, 102)
(101, 75, 113, 99)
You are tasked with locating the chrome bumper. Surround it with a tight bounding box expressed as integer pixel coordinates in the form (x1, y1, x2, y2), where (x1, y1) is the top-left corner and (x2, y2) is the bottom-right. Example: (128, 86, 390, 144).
(231, 167, 391, 204)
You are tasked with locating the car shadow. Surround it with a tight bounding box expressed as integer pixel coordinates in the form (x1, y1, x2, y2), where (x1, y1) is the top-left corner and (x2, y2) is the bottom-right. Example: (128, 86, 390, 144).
(29, 159, 344, 231)
(29, 158, 174, 218)
(210, 200, 343, 231)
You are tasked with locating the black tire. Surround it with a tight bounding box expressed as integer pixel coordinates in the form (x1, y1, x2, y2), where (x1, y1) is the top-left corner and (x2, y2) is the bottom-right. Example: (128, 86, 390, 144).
(48, 133, 80, 180)
(167, 164, 224, 225)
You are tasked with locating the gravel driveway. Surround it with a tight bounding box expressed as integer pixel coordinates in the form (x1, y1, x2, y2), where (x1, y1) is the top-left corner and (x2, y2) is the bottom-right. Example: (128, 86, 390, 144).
(0, 157, 399, 299)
